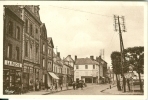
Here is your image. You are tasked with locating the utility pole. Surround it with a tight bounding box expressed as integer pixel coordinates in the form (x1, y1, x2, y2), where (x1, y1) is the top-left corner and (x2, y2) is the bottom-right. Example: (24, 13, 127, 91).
(114, 15, 127, 92)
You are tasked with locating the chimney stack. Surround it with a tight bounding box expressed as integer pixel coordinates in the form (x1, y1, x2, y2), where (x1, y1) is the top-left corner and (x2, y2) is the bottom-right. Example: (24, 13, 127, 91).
(57, 52, 60, 58)
(75, 55, 77, 61)
(90, 56, 94, 60)
(68, 55, 71, 57)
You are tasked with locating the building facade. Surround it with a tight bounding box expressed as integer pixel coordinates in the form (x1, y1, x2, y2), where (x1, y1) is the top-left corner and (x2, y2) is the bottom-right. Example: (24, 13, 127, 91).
(3, 5, 24, 94)
(63, 55, 74, 85)
(96, 56, 108, 83)
(40, 23, 48, 89)
(74, 56, 100, 84)
(47, 37, 54, 86)
(53, 52, 63, 86)
(21, 5, 42, 92)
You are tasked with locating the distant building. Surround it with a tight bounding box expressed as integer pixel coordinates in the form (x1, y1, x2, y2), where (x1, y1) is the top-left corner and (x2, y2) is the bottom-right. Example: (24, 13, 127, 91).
(40, 23, 48, 89)
(63, 55, 74, 85)
(3, 5, 24, 94)
(53, 52, 63, 86)
(74, 56, 100, 84)
(96, 56, 107, 77)
(46, 37, 54, 86)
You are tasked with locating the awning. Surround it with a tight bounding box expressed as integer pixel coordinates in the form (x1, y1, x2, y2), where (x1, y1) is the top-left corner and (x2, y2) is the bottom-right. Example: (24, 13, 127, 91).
(48, 72, 59, 79)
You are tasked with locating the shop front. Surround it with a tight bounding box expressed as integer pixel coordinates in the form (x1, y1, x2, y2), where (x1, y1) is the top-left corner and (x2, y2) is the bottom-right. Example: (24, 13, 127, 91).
(3, 60, 22, 95)
(23, 62, 40, 92)
(48, 72, 59, 86)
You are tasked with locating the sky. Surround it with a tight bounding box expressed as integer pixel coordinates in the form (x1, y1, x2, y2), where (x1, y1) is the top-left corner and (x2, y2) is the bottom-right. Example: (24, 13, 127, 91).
(39, 2, 145, 66)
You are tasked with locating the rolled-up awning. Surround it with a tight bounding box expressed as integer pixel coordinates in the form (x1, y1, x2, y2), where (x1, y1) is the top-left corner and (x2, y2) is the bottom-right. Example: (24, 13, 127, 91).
(48, 72, 59, 79)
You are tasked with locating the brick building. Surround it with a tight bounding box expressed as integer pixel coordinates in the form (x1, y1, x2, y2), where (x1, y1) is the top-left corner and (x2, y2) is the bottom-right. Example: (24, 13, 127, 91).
(3, 5, 24, 94)
(21, 5, 42, 92)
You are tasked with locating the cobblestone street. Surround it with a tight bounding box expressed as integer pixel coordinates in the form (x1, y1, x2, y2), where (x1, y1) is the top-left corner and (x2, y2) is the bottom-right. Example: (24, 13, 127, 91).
(50, 84, 109, 95)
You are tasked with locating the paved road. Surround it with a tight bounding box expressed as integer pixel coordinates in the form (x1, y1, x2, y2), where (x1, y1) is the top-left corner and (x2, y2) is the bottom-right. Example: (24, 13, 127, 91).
(50, 84, 110, 95)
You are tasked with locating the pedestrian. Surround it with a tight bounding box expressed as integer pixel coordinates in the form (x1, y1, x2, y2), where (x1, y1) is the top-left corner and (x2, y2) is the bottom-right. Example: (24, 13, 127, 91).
(50, 84, 53, 92)
(55, 82, 58, 92)
(80, 80, 83, 90)
(66, 82, 69, 90)
(39, 79, 42, 90)
(76, 81, 79, 90)
(72, 81, 75, 90)
(60, 83, 63, 91)
(46, 83, 49, 91)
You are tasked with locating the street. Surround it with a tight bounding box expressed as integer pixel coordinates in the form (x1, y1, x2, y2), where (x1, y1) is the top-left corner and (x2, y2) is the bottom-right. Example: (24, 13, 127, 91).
(50, 84, 110, 95)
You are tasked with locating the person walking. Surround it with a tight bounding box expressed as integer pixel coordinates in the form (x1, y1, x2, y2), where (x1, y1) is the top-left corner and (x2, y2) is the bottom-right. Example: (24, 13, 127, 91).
(50, 84, 53, 93)
(55, 82, 58, 92)
(72, 81, 75, 90)
(60, 83, 63, 91)
(66, 82, 69, 90)
(80, 80, 83, 90)
(76, 81, 79, 90)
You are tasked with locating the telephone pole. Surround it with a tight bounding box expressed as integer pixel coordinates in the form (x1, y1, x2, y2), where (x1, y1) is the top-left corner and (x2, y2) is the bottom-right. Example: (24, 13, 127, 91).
(114, 15, 127, 92)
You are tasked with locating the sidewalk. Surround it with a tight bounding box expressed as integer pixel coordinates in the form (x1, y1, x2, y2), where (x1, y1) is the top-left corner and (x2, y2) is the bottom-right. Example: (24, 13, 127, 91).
(102, 84, 144, 95)
(22, 86, 73, 95)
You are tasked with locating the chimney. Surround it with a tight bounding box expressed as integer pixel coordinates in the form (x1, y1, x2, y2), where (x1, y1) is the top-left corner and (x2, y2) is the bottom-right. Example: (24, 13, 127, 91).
(90, 56, 94, 60)
(99, 55, 101, 59)
(68, 55, 71, 57)
(75, 55, 77, 61)
(57, 52, 60, 57)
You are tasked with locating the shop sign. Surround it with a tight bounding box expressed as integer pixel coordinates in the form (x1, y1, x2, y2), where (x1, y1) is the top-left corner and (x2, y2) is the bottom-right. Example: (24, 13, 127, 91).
(5, 60, 22, 68)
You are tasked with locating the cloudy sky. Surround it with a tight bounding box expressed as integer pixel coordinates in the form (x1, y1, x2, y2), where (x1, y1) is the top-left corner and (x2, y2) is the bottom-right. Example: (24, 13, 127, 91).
(39, 2, 145, 66)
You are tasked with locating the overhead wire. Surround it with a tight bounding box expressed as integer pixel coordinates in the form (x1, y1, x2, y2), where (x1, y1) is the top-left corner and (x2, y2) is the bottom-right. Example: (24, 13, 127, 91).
(48, 5, 113, 18)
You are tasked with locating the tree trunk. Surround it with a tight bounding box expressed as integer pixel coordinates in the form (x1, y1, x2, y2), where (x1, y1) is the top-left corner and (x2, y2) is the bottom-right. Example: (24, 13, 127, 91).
(138, 72, 143, 92)
(116, 74, 121, 91)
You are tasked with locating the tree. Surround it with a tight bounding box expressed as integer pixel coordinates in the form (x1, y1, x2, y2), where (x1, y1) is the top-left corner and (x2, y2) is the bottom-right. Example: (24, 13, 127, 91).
(111, 51, 122, 91)
(123, 46, 144, 92)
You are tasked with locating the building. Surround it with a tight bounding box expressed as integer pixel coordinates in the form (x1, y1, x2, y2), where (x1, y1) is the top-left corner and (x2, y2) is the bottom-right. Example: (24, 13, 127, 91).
(46, 37, 54, 86)
(21, 5, 42, 92)
(63, 55, 74, 85)
(3, 5, 24, 94)
(96, 56, 108, 83)
(53, 52, 62, 86)
(40, 23, 48, 89)
(74, 56, 100, 84)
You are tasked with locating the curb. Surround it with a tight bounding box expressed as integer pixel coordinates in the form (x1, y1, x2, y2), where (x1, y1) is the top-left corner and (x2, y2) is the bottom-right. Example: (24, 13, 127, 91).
(43, 88, 73, 95)
(101, 85, 144, 95)
(100, 85, 116, 93)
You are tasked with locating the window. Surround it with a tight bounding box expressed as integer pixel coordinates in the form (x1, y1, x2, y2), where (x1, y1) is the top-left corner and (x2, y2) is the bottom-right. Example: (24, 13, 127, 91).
(25, 41, 28, 57)
(25, 19, 28, 32)
(85, 65, 88, 69)
(35, 45, 38, 61)
(16, 26, 20, 40)
(93, 65, 95, 69)
(30, 24, 33, 35)
(43, 58, 45, 68)
(7, 43, 12, 58)
(42, 74, 45, 84)
(8, 21, 13, 35)
(76, 65, 79, 69)
(43, 43, 45, 53)
(48, 62, 51, 70)
(16, 47, 19, 60)
(36, 28, 38, 34)
(30, 44, 32, 59)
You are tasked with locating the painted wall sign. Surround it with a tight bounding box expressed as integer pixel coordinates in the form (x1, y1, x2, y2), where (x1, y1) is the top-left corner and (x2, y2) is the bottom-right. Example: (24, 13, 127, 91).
(5, 60, 22, 67)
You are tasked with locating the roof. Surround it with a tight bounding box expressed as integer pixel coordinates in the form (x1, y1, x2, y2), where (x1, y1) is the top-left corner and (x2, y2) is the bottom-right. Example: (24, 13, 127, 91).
(75, 58, 99, 65)
(5, 5, 22, 20)
(47, 37, 54, 48)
